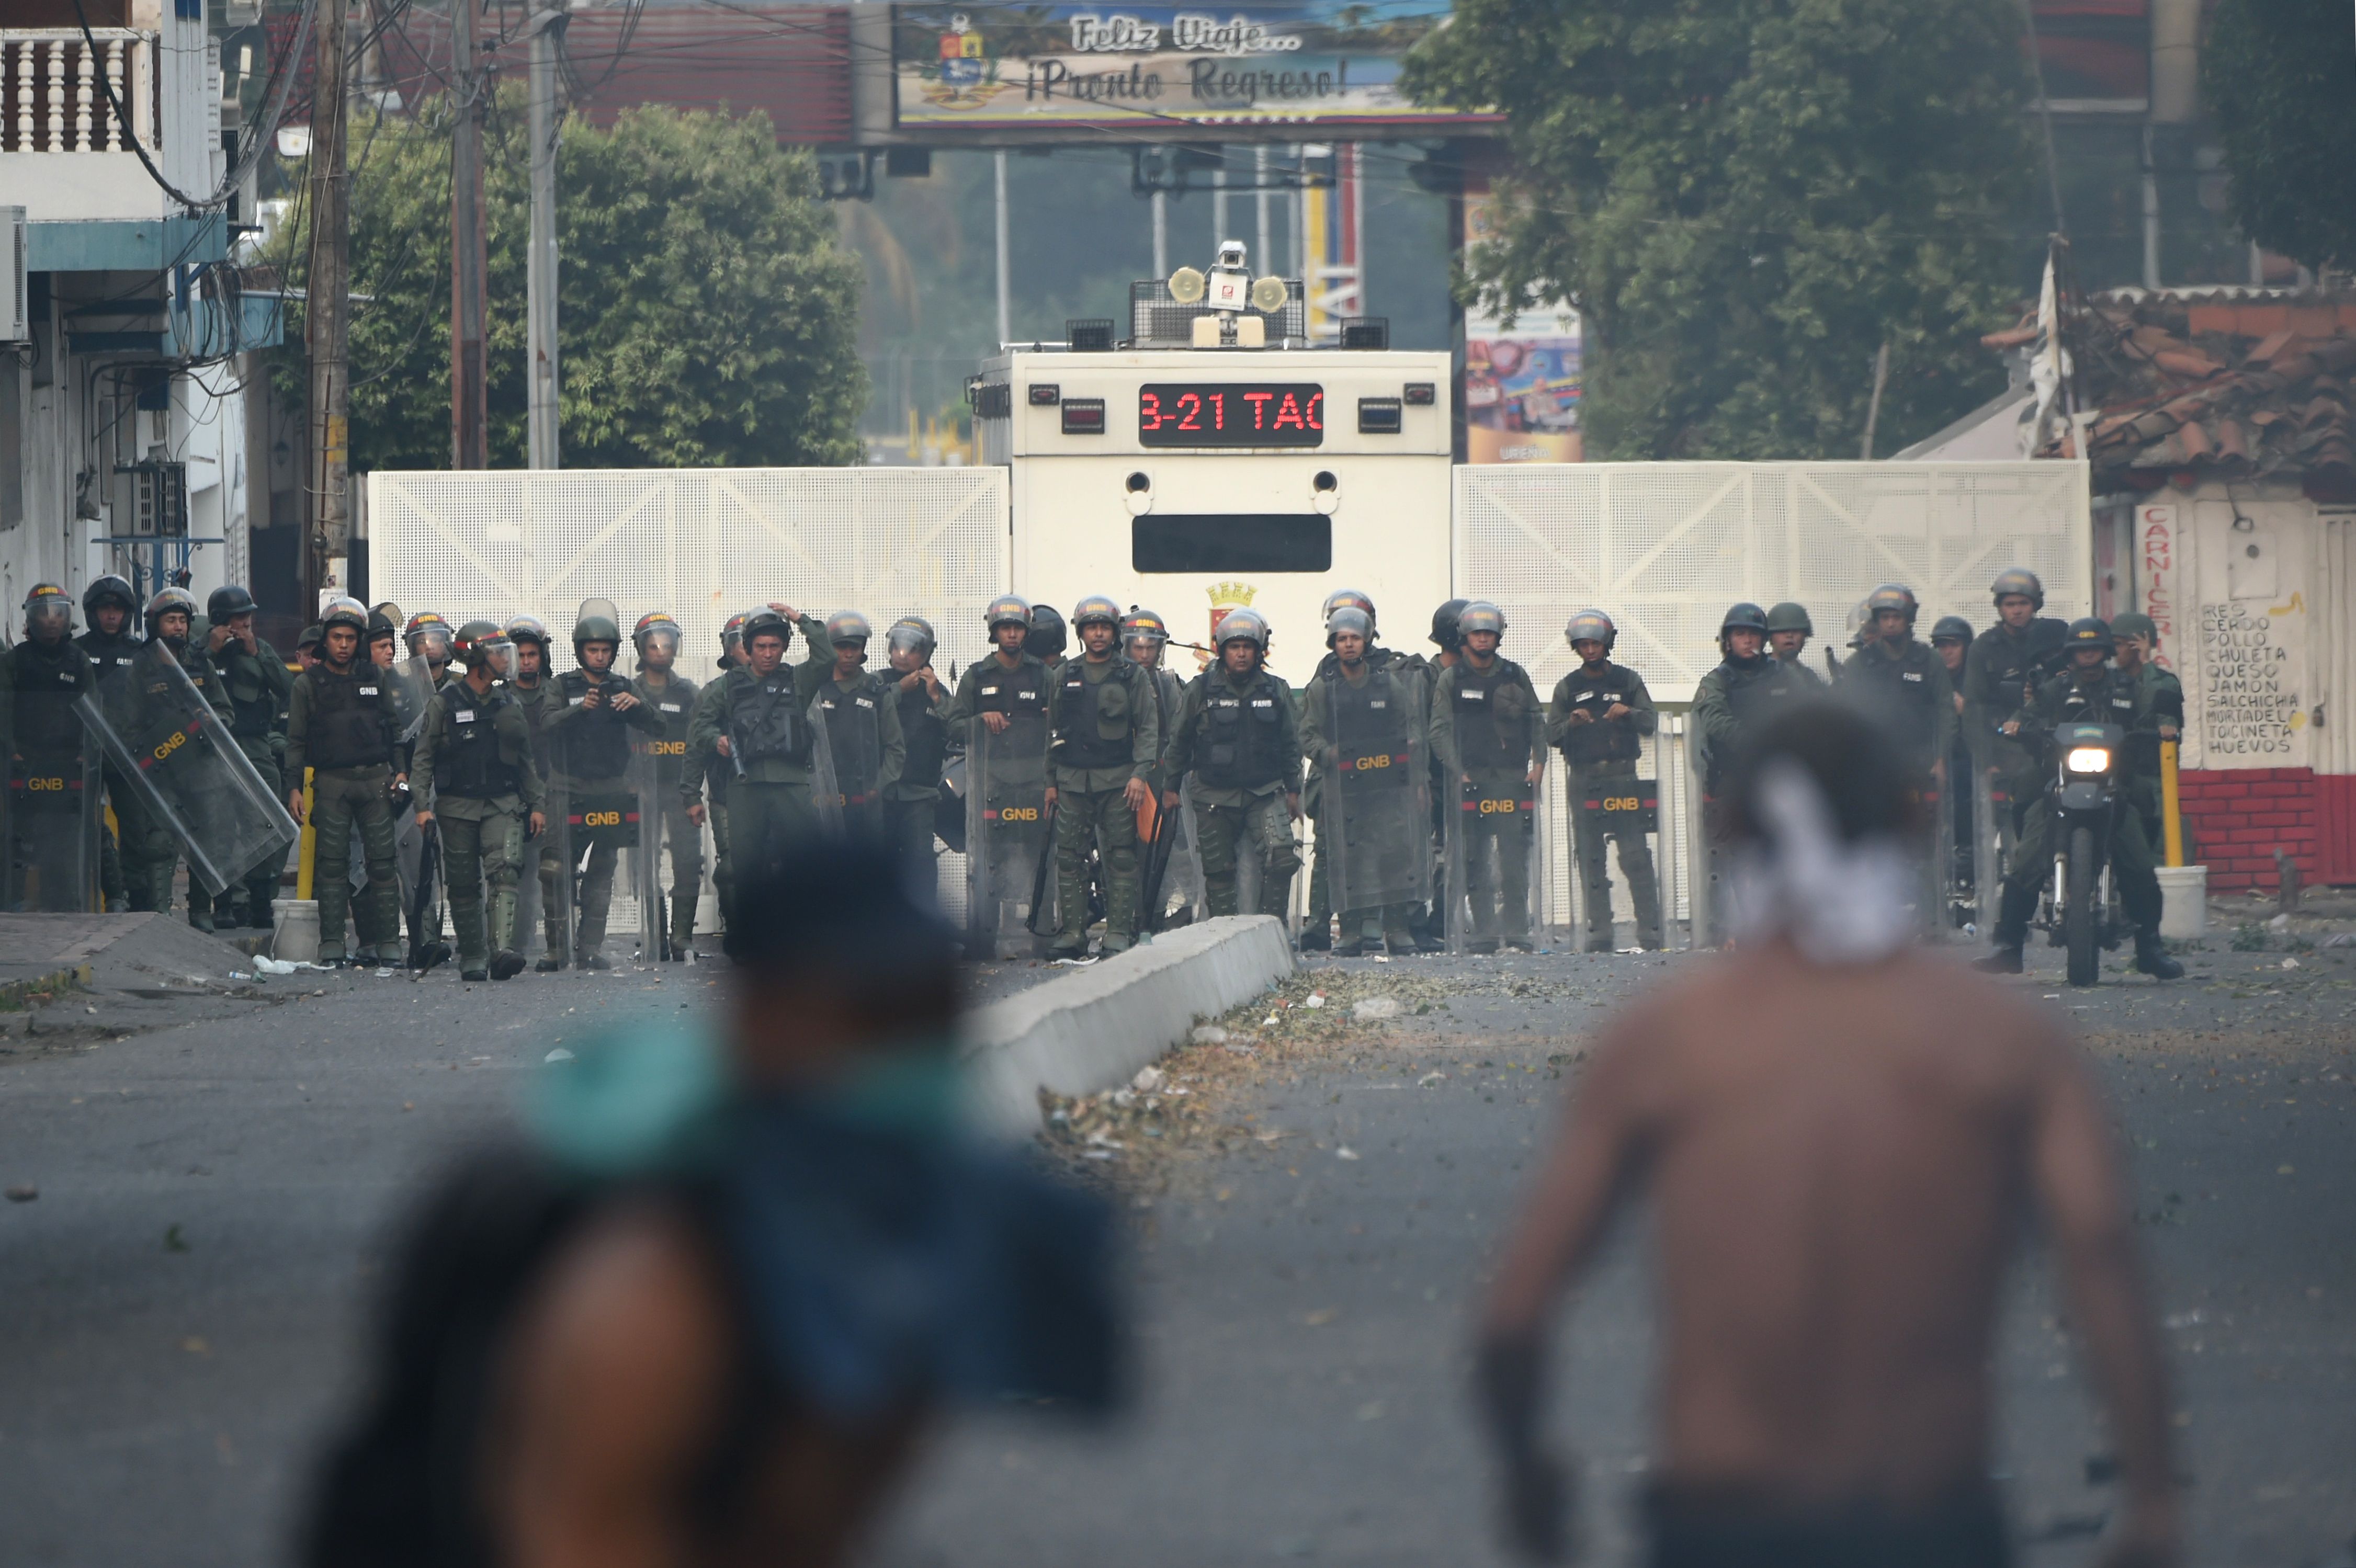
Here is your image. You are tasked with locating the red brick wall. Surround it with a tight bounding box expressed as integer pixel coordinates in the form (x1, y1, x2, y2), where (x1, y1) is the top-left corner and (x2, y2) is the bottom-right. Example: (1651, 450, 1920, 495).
(2177, 768, 2324, 891)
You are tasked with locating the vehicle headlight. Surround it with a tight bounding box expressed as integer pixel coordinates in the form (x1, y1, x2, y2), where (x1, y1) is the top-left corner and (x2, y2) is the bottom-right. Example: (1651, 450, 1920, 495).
(2065, 745, 2112, 775)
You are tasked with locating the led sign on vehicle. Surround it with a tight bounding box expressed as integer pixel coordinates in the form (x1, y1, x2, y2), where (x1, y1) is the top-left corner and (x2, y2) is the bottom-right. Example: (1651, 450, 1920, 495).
(1138, 382, 1323, 447)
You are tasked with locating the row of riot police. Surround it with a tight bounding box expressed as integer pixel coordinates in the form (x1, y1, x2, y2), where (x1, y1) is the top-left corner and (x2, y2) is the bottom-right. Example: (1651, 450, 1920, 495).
(3, 579, 301, 929)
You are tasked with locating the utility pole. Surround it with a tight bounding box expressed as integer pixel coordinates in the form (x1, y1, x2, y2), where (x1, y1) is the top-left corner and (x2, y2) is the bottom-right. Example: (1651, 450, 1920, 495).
(1152, 186, 1168, 280)
(304, 0, 349, 608)
(1254, 144, 1271, 276)
(450, 0, 487, 468)
(993, 149, 1010, 347)
(526, 0, 563, 469)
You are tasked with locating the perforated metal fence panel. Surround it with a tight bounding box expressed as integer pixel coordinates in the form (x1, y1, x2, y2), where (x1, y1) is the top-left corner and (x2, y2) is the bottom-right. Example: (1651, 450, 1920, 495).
(1457, 461, 2091, 934)
(366, 468, 1011, 925)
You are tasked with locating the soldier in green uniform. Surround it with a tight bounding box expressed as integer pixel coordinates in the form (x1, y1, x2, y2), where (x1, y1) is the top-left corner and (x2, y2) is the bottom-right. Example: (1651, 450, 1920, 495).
(1962, 569, 2072, 834)
(1159, 608, 1302, 919)
(75, 575, 146, 909)
(202, 584, 293, 927)
(1301, 605, 1430, 956)
(1298, 590, 1426, 951)
(1547, 609, 1662, 952)
(1431, 601, 1547, 953)
(881, 616, 948, 898)
(541, 609, 666, 970)
(683, 606, 835, 940)
(1974, 618, 2184, 980)
(1764, 601, 1825, 684)
(1693, 601, 1816, 938)
(2108, 611, 2184, 857)
(410, 629, 544, 982)
(1123, 607, 1202, 927)
(631, 612, 705, 958)
(3, 584, 100, 911)
(133, 589, 235, 928)
(1837, 584, 1956, 917)
(1043, 595, 1159, 961)
(702, 611, 751, 937)
(286, 598, 405, 964)
(811, 611, 905, 844)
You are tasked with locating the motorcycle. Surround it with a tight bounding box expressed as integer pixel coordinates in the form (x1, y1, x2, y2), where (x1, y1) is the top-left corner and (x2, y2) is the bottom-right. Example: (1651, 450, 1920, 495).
(2042, 720, 2127, 987)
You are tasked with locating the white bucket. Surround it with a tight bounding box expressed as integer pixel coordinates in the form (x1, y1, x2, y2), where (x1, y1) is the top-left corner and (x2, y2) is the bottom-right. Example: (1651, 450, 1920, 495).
(2157, 865, 2207, 941)
(271, 898, 321, 963)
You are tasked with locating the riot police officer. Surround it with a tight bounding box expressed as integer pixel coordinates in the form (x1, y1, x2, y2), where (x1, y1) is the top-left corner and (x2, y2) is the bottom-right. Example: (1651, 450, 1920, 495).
(203, 584, 293, 927)
(1026, 603, 1069, 670)
(1123, 607, 1198, 927)
(405, 612, 457, 690)
(1975, 619, 2183, 980)
(295, 623, 324, 673)
(411, 629, 544, 982)
(1298, 592, 1429, 951)
(1431, 602, 1546, 953)
(811, 611, 905, 844)
(683, 605, 835, 937)
(1301, 605, 1430, 956)
(1838, 584, 1955, 777)
(1764, 601, 1826, 684)
(1160, 608, 1302, 920)
(1693, 601, 1811, 936)
(943, 596, 1056, 951)
(134, 589, 234, 928)
(1548, 609, 1662, 952)
(632, 612, 705, 958)
(286, 598, 404, 964)
(3, 584, 99, 911)
(1931, 614, 1978, 900)
(1963, 568, 2072, 824)
(76, 575, 145, 908)
(881, 616, 948, 897)
(2108, 611, 2183, 856)
(541, 609, 666, 969)
(943, 596, 1049, 723)
(1044, 595, 1159, 960)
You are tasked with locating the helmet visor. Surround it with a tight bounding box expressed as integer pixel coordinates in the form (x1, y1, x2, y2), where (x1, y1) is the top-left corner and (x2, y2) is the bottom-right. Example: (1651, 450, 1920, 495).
(26, 597, 70, 635)
(886, 624, 933, 658)
(638, 627, 679, 661)
(412, 626, 454, 661)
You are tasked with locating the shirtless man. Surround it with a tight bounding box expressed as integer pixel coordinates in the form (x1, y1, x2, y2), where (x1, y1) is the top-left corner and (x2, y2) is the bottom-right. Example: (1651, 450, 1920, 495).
(1477, 701, 2178, 1567)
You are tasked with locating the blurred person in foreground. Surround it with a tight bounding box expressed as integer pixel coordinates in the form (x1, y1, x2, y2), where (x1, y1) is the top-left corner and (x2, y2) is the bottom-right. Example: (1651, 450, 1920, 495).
(1475, 701, 2178, 1568)
(301, 839, 1122, 1568)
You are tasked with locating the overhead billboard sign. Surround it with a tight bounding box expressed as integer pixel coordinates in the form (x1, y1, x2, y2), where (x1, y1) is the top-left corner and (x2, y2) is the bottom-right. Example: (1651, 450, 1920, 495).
(890, 3, 1500, 135)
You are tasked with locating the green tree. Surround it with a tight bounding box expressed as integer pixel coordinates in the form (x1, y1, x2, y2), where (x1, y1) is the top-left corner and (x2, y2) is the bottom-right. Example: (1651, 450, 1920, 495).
(2206, 0, 2356, 274)
(1403, 0, 2037, 460)
(279, 93, 865, 470)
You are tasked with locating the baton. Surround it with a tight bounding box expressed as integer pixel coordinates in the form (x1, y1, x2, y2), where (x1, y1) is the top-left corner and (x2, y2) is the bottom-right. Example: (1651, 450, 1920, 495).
(1025, 796, 1060, 937)
(409, 817, 444, 969)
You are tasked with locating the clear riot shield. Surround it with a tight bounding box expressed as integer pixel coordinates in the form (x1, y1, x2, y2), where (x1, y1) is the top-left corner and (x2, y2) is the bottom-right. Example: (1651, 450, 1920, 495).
(387, 656, 448, 963)
(1172, 780, 1209, 925)
(81, 649, 298, 898)
(1444, 773, 1543, 954)
(806, 690, 846, 839)
(5, 678, 104, 911)
(814, 680, 885, 842)
(965, 707, 1053, 957)
(621, 731, 666, 964)
(1320, 677, 1433, 920)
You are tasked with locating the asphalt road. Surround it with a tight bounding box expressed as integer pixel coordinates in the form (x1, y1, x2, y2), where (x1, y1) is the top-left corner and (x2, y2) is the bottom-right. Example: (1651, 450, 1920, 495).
(2, 923, 2352, 1567)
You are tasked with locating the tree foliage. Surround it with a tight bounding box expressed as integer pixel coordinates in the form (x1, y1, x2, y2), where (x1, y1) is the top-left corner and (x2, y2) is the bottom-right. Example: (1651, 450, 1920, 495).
(2206, 0, 2356, 274)
(1403, 0, 2037, 460)
(279, 93, 865, 470)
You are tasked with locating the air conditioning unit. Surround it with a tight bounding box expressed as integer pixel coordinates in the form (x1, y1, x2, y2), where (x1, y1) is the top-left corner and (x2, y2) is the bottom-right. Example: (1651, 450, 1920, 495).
(117, 461, 190, 535)
(3, 207, 27, 344)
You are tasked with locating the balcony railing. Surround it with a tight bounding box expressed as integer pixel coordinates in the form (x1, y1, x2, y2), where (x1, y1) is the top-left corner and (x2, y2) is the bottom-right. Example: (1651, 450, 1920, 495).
(1, 28, 157, 153)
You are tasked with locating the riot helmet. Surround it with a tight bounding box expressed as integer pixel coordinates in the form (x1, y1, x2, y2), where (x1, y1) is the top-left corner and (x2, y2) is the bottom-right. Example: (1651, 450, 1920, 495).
(1320, 588, 1375, 632)
(632, 611, 682, 664)
(22, 583, 73, 641)
(1456, 600, 1507, 640)
(321, 597, 370, 638)
(1026, 604, 1068, 661)
(452, 619, 503, 668)
(1930, 615, 1974, 646)
(2064, 617, 2113, 661)
(886, 616, 937, 664)
(740, 608, 794, 667)
(505, 613, 550, 650)
(984, 594, 1032, 633)
(82, 574, 137, 625)
(1216, 608, 1271, 650)
(571, 611, 621, 662)
(825, 610, 873, 648)
(296, 623, 324, 656)
(206, 584, 257, 624)
(1864, 583, 1917, 629)
(405, 611, 455, 662)
(144, 587, 197, 645)
(1764, 601, 1813, 636)
(367, 611, 399, 646)
(1120, 608, 1171, 649)
(1990, 568, 2045, 610)
(720, 611, 750, 652)
(1721, 602, 1770, 635)
(1326, 605, 1373, 651)
(1430, 597, 1470, 653)
(2109, 611, 2157, 644)
(1564, 608, 1616, 657)
(1072, 595, 1123, 631)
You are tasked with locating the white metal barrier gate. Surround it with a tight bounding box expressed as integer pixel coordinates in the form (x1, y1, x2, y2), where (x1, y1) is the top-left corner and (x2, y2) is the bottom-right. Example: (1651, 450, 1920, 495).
(366, 468, 1012, 931)
(1457, 461, 2092, 940)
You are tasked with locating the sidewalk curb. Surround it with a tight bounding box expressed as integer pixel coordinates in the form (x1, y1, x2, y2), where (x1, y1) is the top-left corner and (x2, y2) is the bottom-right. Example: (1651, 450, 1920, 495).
(962, 915, 1295, 1138)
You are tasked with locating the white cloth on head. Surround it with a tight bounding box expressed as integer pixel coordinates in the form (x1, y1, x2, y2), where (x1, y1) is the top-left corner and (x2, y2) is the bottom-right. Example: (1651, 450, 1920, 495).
(1726, 758, 1914, 965)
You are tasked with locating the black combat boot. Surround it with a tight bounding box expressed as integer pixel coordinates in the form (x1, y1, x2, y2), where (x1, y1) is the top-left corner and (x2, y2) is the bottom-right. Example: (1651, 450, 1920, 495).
(2134, 929, 2185, 981)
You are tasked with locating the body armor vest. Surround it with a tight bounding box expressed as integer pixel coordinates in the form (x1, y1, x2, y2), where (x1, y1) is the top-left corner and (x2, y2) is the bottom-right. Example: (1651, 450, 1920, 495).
(1557, 664, 1643, 765)
(1848, 641, 1939, 753)
(554, 671, 632, 781)
(220, 648, 279, 741)
(641, 676, 697, 783)
(306, 666, 392, 769)
(9, 641, 86, 756)
(1329, 666, 1412, 787)
(1198, 670, 1290, 791)
(897, 681, 947, 791)
(438, 690, 523, 800)
(1450, 659, 1531, 773)
(727, 671, 812, 766)
(974, 660, 1049, 719)
(1056, 661, 1134, 771)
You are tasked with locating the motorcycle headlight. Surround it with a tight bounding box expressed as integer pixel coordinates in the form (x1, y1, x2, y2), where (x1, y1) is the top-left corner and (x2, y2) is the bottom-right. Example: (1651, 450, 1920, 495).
(2064, 745, 2112, 775)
